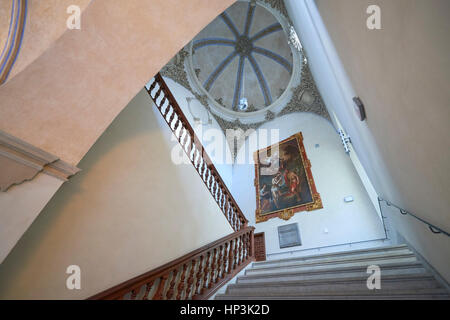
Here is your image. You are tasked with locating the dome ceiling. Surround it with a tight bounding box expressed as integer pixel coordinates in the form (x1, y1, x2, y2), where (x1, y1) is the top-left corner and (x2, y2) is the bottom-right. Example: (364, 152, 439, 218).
(160, 0, 330, 141)
(190, 1, 293, 112)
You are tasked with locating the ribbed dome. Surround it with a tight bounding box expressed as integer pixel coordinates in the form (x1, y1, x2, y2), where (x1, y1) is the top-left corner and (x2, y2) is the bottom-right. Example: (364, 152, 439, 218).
(190, 1, 294, 113)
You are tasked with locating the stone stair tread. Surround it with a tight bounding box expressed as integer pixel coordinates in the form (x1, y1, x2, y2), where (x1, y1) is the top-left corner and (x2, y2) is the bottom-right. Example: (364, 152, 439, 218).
(249, 252, 417, 272)
(229, 272, 436, 290)
(216, 288, 449, 299)
(216, 293, 450, 300)
(242, 261, 424, 279)
(254, 244, 410, 267)
(215, 244, 449, 300)
(219, 287, 448, 297)
(239, 267, 427, 284)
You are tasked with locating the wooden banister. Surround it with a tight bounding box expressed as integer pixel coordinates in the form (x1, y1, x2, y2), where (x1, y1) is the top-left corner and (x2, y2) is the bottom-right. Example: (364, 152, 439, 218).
(89, 226, 255, 300)
(145, 74, 248, 231)
(89, 74, 254, 300)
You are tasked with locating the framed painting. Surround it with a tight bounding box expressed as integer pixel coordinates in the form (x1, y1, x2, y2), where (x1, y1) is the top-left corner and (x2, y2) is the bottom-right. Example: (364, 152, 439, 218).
(254, 132, 322, 223)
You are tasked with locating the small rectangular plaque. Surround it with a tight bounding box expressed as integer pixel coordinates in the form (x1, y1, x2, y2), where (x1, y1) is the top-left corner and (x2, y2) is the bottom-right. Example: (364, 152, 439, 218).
(278, 223, 302, 249)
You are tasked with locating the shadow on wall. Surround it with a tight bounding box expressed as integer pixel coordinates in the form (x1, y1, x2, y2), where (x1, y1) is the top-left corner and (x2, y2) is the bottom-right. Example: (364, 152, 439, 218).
(0, 89, 233, 299)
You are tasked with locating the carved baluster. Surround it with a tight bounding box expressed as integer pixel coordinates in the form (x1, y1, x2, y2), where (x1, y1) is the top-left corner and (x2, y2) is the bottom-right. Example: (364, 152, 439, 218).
(240, 235, 244, 264)
(223, 242, 230, 275)
(175, 120, 184, 140)
(242, 234, 246, 262)
(219, 188, 224, 209)
(224, 198, 230, 222)
(154, 87, 163, 106)
(160, 95, 167, 110)
(142, 280, 155, 300)
(192, 143, 197, 162)
(201, 159, 207, 179)
(130, 287, 139, 300)
(232, 207, 238, 231)
(180, 127, 188, 149)
(176, 264, 188, 300)
(166, 269, 178, 300)
(236, 235, 242, 267)
(184, 134, 192, 155)
(209, 174, 214, 195)
(220, 190, 226, 211)
(209, 248, 217, 287)
(185, 259, 197, 299)
(243, 232, 249, 260)
(168, 109, 176, 129)
(215, 246, 222, 281)
(210, 179, 216, 199)
(153, 274, 169, 300)
(202, 251, 211, 291)
(195, 255, 204, 295)
(164, 105, 173, 122)
(229, 239, 236, 271)
(218, 245, 226, 279)
(194, 149, 201, 170)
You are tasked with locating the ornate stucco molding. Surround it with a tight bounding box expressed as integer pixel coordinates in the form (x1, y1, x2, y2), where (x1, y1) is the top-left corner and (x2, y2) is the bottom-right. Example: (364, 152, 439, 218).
(159, 0, 331, 158)
(0, 130, 80, 191)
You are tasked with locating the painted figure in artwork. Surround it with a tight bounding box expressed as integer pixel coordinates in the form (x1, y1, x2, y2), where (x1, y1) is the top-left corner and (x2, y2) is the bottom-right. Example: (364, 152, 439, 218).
(255, 133, 321, 221)
(259, 184, 272, 211)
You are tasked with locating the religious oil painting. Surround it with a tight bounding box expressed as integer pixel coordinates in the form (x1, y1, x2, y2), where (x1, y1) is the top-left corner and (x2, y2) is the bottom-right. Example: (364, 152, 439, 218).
(254, 132, 322, 223)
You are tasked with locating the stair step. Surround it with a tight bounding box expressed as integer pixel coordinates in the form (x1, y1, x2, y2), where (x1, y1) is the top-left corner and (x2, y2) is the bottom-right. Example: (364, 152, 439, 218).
(246, 253, 418, 275)
(238, 262, 426, 284)
(251, 249, 413, 270)
(226, 274, 440, 295)
(215, 288, 450, 300)
(254, 244, 410, 268)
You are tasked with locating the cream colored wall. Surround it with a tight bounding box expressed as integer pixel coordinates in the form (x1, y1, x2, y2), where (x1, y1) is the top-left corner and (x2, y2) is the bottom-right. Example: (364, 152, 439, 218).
(0, 173, 63, 264)
(0, 89, 233, 299)
(285, 0, 450, 280)
(313, 0, 450, 234)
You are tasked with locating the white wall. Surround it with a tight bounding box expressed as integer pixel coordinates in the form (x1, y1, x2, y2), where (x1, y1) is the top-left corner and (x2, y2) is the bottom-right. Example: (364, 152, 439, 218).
(231, 112, 386, 256)
(0, 89, 233, 299)
(163, 78, 234, 188)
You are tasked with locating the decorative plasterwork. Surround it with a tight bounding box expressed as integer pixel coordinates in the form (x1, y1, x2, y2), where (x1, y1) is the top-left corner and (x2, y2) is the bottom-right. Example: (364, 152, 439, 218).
(0, 0, 28, 85)
(159, 0, 330, 158)
(262, 0, 291, 24)
(0, 130, 80, 191)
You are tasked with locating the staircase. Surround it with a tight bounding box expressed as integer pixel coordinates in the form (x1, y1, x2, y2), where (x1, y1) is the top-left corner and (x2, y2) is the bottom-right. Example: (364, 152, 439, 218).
(215, 244, 450, 300)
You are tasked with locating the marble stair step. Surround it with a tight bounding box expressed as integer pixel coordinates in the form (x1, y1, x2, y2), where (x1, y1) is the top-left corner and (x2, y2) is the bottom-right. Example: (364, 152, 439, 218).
(225, 273, 440, 295)
(238, 261, 426, 284)
(253, 244, 410, 269)
(246, 253, 418, 275)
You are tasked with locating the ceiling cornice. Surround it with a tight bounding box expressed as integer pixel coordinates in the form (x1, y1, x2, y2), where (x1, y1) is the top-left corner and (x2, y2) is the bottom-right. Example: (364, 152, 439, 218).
(0, 130, 80, 191)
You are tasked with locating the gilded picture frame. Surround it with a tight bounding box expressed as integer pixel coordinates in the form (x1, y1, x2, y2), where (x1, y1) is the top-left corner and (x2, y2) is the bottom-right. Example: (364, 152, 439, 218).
(254, 132, 322, 223)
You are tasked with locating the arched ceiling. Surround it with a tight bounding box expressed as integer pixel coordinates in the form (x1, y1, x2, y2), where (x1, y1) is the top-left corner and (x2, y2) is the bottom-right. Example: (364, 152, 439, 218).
(0, 0, 235, 165)
(191, 1, 293, 112)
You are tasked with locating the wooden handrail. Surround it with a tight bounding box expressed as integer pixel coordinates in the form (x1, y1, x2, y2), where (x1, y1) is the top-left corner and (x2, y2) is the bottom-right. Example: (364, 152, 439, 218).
(145, 73, 248, 231)
(89, 74, 254, 300)
(89, 226, 255, 300)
